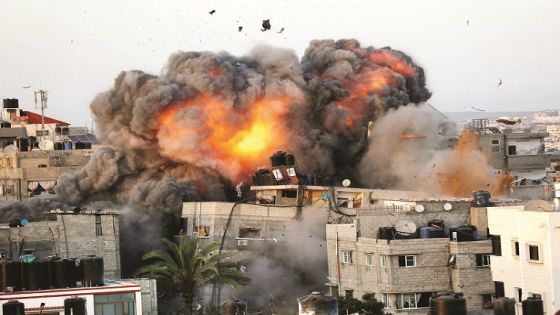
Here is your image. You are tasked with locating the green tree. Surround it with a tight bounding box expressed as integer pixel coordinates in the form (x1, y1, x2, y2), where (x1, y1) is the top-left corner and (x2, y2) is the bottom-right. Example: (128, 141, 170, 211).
(135, 237, 251, 315)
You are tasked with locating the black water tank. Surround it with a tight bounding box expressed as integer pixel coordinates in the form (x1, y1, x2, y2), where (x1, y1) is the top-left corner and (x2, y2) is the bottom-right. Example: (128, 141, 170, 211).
(428, 229, 447, 238)
(19, 138, 29, 152)
(429, 294, 467, 315)
(284, 153, 296, 166)
(75, 142, 86, 150)
(473, 190, 491, 207)
(64, 297, 86, 315)
(52, 259, 80, 288)
(522, 297, 544, 315)
(378, 227, 396, 240)
(1, 121, 11, 128)
(23, 261, 50, 290)
(8, 219, 21, 227)
(1, 261, 23, 292)
(3, 300, 25, 315)
(82, 256, 104, 287)
(428, 219, 444, 229)
(494, 297, 516, 315)
(271, 151, 285, 167)
(54, 142, 64, 150)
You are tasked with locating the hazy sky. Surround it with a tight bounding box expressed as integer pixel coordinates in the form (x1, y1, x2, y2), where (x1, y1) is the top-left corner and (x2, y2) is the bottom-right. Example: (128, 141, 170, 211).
(1, 0, 559, 126)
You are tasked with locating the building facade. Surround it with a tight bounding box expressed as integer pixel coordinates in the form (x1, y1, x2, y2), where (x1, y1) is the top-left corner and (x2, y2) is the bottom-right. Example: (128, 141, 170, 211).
(0, 210, 121, 279)
(325, 197, 504, 314)
(487, 201, 560, 315)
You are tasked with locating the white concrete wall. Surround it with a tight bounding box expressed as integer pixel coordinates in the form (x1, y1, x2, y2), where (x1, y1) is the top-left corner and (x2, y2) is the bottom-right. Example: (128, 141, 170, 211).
(507, 138, 542, 155)
(487, 206, 560, 314)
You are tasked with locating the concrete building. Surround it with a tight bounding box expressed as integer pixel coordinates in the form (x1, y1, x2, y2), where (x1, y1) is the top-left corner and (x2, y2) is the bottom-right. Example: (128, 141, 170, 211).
(0, 210, 121, 279)
(487, 200, 560, 315)
(325, 193, 506, 314)
(0, 280, 145, 315)
(468, 118, 551, 199)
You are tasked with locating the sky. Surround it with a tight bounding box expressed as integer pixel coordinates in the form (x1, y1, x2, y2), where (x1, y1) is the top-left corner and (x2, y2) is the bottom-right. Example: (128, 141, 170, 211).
(1, 0, 559, 127)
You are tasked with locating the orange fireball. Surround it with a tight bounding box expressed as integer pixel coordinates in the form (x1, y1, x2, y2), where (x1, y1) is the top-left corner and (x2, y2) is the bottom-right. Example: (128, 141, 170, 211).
(157, 94, 291, 181)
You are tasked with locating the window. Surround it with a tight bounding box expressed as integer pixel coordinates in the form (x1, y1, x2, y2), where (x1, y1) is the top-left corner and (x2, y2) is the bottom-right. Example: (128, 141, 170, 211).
(342, 251, 352, 264)
(238, 227, 261, 239)
(0, 250, 8, 260)
(95, 214, 102, 236)
(4, 185, 14, 196)
(36, 130, 49, 137)
(400, 293, 417, 309)
(476, 254, 491, 267)
(194, 225, 209, 237)
(482, 294, 493, 309)
(512, 240, 520, 256)
(528, 244, 540, 262)
(380, 255, 386, 267)
(365, 253, 374, 266)
(398, 255, 416, 267)
(281, 190, 297, 198)
(491, 234, 502, 256)
(94, 293, 136, 315)
(508, 145, 517, 155)
(345, 290, 353, 299)
(382, 293, 389, 308)
(491, 139, 500, 145)
(495, 282, 505, 298)
(515, 287, 523, 302)
(396, 293, 432, 309)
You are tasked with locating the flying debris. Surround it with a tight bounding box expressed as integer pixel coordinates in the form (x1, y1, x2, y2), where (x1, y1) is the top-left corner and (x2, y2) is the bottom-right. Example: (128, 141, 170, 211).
(209, 9, 216, 15)
(400, 133, 427, 140)
(496, 117, 521, 125)
(472, 106, 485, 112)
(238, 26, 243, 32)
(261, 19, 271, 31)
(277, 27, 285, 34)
(466, 20, 469, 26)
(22, 85, 31, 89)
(497, 78, 502, 87)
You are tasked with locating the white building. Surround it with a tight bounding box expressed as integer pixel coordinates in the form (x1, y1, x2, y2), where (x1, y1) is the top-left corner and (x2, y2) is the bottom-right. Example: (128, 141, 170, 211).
(0, 280, 144, 315)
(487, 200, 560, 314)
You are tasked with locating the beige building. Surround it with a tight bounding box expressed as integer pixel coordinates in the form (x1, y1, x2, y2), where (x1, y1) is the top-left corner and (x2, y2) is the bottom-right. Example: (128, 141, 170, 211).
(0, 210, 121, 279)
(325, 194, 514, 314)
(487, 200, 560, 315)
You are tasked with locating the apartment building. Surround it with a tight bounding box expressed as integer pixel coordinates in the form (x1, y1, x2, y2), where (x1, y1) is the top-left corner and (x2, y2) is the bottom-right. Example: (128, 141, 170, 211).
(487, 200, 560, 315)
(0, 210, 121, 279)
(324, 194, 512, 314)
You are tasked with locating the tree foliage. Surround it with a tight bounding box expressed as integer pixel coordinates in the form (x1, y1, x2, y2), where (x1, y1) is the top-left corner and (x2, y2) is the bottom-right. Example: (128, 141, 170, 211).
(135, 237, 251, 315)
(337, 293, 387, 315)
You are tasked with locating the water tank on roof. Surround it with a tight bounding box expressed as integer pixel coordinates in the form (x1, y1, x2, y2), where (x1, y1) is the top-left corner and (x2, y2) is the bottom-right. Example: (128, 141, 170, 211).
(54, 142, 64, 150)
(522, 297, 544, 315)
(64, 298, 86, 315)
(64, 142, 72, 150)
(0, 121, 11, 128)
(19, 138, 29, 152)
(22, 261, 50, 290)
(2, 300, 25, 315)
(378, 227, 396, 240)
(284, 153, 296, 166)
(81, 256, 104, 287)
(494, 298, 515, 315)
(473, 190, 491, 207)
(1, 260, 23, 292)
(3, 98, 19, 109)
(271, 151, 285, 167)
(429, 293, 467, 315)
(52, 259, 80, 288)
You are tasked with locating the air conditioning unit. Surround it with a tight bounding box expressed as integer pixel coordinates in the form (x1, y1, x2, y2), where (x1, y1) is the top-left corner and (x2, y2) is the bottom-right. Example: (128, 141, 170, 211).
(237, 239, 248, 247)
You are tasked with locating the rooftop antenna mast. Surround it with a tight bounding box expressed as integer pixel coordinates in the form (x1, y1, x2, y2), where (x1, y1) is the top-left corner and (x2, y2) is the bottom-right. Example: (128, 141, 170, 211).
(34, 90, 48, 141)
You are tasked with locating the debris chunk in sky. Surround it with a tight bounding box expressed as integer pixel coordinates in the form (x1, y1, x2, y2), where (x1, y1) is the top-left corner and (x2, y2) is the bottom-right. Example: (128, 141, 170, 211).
(277, 27, 285, 34)
(261, 19, 271, 31)
(209, 10, 216, 15)
(238, 26, 243, 32)
(497, 78, 502, 87)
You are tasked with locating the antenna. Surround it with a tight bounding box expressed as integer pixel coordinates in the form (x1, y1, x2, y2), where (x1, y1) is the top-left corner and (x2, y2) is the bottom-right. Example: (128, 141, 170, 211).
(34, 90, 48, 141)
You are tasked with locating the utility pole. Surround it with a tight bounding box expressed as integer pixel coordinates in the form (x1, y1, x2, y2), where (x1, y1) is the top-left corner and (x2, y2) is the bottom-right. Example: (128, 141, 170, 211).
(34, 90, 48, 141)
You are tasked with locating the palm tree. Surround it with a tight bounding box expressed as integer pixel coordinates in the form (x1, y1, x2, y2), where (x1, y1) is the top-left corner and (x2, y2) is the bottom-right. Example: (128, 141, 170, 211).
(135, 237, 251, 315)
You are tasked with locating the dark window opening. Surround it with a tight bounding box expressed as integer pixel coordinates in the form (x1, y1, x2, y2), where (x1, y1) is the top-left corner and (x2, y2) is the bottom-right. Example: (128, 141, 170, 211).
(95, 214, 102, 236)
(529, 245, 540, 261)
(417, 292, 433, 308)
(345, 290, 353, 299)
(516, 287, 523, 302)
(239, 228, 261, 239)
(491, 139, 500, 145)
(476, 254, 491, 267)
(491, 235, 502, 256)
(514, 241, 520, 256)
(281, 190, 297, 198)
(398, 255, 416, 267)
(195, 225, 210, 237)
(508, 145, 517, 155)
(482, 294, 493, 309)
(495, 281, 505, 298)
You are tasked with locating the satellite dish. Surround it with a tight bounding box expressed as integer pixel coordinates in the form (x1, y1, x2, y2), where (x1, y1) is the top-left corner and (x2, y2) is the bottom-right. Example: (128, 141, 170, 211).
(3, 144, 19, 154)
(342, 179, 351, 187)
(395, 220, 417, 234)
(443, 202, 453, 211)
(20, 219, 28, 226)
(39, 140, 54, 151)
(414, 204, 425, 213)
